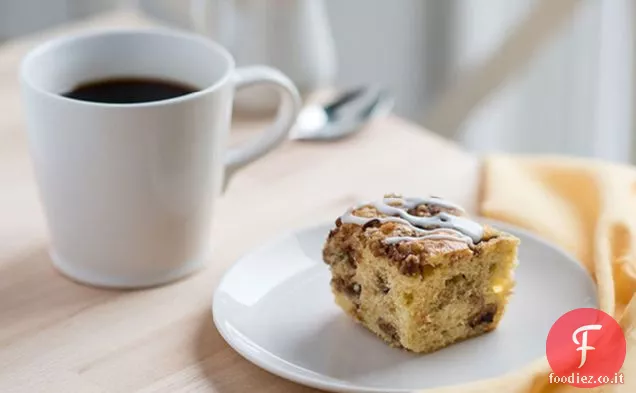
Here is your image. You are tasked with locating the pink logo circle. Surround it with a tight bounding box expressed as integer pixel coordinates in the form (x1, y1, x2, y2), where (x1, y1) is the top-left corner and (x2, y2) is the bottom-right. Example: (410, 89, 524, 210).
(546, 308, 626, 388)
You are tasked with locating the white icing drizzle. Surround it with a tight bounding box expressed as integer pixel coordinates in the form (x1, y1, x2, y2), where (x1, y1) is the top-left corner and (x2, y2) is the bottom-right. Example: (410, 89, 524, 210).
(339, 196, 483, 245)
(383, 234, 471, 245)
(384, 196, 465, 213)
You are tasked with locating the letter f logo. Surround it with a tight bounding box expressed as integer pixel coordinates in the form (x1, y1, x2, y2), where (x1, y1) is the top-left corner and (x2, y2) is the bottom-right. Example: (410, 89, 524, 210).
(572, 324, 602, 368)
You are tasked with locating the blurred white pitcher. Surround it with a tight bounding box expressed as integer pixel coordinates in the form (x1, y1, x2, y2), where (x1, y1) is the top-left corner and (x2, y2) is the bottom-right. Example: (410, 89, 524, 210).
(141, 0, 338, 114)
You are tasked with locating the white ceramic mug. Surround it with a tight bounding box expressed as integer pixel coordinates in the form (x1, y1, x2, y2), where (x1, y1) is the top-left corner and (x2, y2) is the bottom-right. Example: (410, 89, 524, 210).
(20, 29, 301, 288)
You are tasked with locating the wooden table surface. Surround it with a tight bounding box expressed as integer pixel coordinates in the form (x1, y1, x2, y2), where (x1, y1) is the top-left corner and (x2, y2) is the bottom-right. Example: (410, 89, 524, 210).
(0, 12, 478, 393)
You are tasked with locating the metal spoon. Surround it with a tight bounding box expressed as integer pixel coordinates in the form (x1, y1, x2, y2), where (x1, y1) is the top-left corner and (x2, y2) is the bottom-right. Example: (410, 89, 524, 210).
(289, 86, 394, 141)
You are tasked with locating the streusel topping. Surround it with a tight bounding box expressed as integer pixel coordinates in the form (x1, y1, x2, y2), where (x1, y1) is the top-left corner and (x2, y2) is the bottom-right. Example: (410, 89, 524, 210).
(338, 194, 484, 246)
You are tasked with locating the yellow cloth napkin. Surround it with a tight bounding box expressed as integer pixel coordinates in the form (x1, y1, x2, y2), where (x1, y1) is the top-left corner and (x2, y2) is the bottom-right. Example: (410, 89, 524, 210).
(441, 155, 635, 393)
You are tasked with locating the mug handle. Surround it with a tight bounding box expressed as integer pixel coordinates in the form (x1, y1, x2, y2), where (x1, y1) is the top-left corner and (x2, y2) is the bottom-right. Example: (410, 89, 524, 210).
(223, 66, 302, 190)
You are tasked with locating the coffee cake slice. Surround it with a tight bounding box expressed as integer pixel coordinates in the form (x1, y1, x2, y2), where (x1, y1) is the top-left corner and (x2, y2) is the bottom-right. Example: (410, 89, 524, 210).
(322, 195, 519, 353)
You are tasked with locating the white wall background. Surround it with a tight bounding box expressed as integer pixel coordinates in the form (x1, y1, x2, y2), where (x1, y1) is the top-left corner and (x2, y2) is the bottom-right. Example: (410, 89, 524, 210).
(454, 0, 633, 162)
(1, 0, 633, 162)
(0, 0, 116, 39)
(325, 0, 634, 162)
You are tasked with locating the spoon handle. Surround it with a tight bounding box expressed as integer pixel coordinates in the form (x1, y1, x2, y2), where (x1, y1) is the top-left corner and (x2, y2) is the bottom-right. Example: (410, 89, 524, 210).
(324, 87, 366, 116)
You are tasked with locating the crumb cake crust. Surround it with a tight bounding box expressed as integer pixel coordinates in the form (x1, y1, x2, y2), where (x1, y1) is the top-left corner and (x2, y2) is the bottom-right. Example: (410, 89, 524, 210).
(326, 220, 503, 276)
(326, 200, 503, 276)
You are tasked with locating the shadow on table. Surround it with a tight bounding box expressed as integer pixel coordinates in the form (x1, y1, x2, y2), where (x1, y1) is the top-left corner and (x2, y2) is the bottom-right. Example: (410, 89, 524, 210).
(195, 312, 325, 393)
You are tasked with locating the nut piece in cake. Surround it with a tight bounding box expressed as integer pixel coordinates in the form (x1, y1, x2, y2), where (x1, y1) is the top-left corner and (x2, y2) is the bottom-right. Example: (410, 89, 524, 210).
(322, 195, 519, 353)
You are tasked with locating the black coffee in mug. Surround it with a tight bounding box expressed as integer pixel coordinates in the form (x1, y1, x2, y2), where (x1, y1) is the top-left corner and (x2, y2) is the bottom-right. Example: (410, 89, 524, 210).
(63, 77, 198, 104)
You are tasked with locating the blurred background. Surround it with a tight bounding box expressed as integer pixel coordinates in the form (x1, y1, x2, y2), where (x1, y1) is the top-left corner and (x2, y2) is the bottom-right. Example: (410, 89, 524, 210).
(1, 0, 633, 162)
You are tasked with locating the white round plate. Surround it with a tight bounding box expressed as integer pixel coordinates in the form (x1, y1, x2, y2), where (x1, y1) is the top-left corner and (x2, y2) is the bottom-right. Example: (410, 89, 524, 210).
(212, 220, 598, 392)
